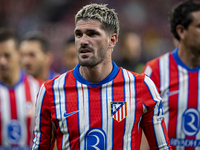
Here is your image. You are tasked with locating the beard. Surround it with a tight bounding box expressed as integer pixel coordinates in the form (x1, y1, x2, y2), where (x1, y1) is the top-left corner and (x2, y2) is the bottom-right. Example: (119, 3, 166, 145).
(26, 64, 44, 79)
(78, 55, 105, 68)
(78, 45, 107, 68)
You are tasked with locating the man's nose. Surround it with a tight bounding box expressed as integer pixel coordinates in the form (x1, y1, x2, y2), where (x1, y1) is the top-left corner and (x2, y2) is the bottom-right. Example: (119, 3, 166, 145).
(80, 34, 89, 45)
(22, 55, 30, 64)
(0, 56, 7, 65)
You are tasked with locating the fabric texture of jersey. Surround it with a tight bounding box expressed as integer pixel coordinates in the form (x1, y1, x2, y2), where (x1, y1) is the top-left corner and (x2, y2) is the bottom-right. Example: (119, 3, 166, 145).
(0, 71, 42, 149)
(32, 62, 171, 150)
(143, 48, 200, 150)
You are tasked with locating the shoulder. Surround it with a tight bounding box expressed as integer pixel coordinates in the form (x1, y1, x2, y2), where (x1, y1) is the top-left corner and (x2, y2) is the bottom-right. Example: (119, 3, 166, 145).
(146, 52, 170, 67)
(43, 71, 74, 89)
(122, 69, 158, 90)
(24, 74, 43, 87)
(143, 52, 172, 76)
(120, 67, 146, 82)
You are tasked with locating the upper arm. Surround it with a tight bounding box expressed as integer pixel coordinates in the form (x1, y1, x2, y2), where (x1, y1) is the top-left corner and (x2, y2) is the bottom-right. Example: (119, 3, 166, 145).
(141, 76, 171, 149)
(32, 84, 53, 149)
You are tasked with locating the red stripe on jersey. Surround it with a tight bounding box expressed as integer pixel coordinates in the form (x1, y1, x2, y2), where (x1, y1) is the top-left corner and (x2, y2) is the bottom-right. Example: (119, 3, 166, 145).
(9, 89, 17, 119)
(134, 74, 147, 150)
(168, 54, 179, 146)
(186, 72, 198, 142)
(118, 108, 121, 121)
(114, 112, 117, 120)
(112, 69, 125, 149)
(24, 76, 32, 145)
(144, 57, 161, 92)
(39, 82, 53, 148)
(64, 72, 79, 149)
(187, 72, 198, 108)
(24, 76, 32, 102)
(89, 86, 102, 128)
(56, 136, 62, 150)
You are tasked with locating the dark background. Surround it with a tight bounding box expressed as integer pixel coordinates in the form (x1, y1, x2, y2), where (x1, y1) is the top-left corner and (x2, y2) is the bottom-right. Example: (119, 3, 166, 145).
(0, 0, 196, 72)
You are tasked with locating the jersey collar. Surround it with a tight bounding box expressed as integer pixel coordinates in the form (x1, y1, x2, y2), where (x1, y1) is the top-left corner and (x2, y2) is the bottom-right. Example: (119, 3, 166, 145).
(73, 61, 119, 88)
(172, 47, 200, 72)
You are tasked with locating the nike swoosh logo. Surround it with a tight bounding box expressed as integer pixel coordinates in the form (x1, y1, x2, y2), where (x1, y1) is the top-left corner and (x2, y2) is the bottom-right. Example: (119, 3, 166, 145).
(63, 110, 79, 118)
(166, 90, 179, 96)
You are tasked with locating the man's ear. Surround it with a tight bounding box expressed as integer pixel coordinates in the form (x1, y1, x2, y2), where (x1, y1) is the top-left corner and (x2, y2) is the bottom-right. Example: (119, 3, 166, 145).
(176, 24, 186, 40)
(108, 33, 118, 49)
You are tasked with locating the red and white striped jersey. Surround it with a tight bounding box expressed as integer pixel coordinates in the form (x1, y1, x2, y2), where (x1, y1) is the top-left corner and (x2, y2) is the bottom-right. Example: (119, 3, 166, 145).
(0, 71, 42, 149)
(143, 48, 200, 150)
(33, 62, 171, 150)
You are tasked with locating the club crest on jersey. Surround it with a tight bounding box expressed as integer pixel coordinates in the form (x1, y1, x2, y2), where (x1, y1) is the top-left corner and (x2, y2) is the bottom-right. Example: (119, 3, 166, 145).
(7, 120, 23, 144)
(182, 108, 200, 136)
(84, 127, 107, 150)
(110, 102, 127, 122)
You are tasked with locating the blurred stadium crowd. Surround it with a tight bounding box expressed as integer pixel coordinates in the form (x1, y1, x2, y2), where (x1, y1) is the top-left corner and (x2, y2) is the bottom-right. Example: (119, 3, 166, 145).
(0, 0, 194, 73)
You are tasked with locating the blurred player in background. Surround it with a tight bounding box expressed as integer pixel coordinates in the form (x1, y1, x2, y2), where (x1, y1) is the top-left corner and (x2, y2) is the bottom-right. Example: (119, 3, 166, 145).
(142, 0, 200, 149)
(115, 30, 145, 73)
(20, 31, 59, 81)
(32, 3, 171, 150)
(60, 36, 78, 73)
(0, 28, 42, 148)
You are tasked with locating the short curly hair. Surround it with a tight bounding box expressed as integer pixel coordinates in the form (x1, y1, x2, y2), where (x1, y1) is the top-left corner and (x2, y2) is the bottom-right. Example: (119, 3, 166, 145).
(169, 0, 200, 41)
(0, 28, 19, 49)
(21, 31, 50, 53)
(75, 3, 119, 37)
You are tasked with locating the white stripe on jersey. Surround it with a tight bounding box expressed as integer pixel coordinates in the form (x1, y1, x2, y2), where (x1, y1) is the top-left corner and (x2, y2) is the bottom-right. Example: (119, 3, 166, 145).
(0, 85, 10, 146)
(77, 81, 89, 150)
(160, 53, 170, 96)
(53, 73, 69, 149)
(32, 84, 46, 149)
(177, 66, 188, 140)
(154, 101, 168, 150)
(143, 65, 152, 77)
(28, 75, 41, 103)
(101, 81, 113, 150)
(15, 83, 26, 145)
(159, 53, 170, 132)
(144, 76, 162, 101)
(122, 104, 126, 121)
(122, 69, 136, 150)
(27, 75, 41, 145)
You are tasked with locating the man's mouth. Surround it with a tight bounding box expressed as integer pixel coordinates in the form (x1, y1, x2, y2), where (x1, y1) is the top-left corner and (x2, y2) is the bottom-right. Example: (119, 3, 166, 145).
(25, 65, 32, 70)
(80, 48, 92, 53)
(0, 66, 8, 71)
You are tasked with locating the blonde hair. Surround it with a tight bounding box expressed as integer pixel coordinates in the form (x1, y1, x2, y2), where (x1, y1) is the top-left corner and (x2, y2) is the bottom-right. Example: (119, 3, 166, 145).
(75, 3, 119, 37)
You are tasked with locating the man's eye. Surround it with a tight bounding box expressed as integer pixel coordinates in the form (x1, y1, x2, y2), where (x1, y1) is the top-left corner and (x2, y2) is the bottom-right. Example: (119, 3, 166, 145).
(88, 32, 96, 36)
(75, 33, 82, 37)
(30, 53, 35, 57)
(5, 53, 10, 59)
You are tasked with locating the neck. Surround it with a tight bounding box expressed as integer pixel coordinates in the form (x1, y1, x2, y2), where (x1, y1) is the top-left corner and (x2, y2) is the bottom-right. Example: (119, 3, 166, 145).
(35, 66, 50, 81)
(0, 69, 20, 87)
(178, 45, 200, 69)
(79, 61, 113, 83)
